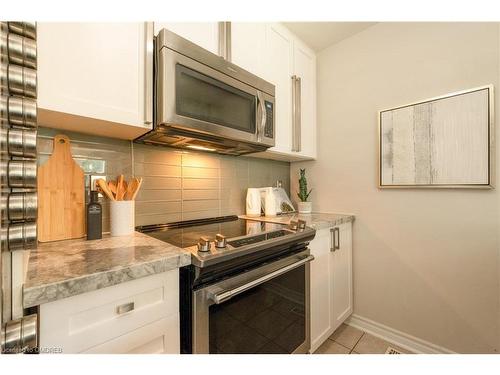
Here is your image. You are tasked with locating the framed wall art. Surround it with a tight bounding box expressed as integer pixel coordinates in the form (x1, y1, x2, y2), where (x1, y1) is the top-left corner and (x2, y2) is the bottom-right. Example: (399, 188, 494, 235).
(378, 85, 494, 188)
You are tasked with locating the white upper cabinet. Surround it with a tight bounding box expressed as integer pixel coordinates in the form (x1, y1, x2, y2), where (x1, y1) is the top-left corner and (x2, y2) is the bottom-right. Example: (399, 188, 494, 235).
(231, 23, 266, 77)
(248, 23, 317, 162)
(37, 22, 152, 140)
(292, 40, 317, 160)
(154, 22, 219, 54)
(263, 23, 294, 154)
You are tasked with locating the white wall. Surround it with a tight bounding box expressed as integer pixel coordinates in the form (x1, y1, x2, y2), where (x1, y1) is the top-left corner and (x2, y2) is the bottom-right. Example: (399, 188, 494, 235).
(292, 22, 500, 353)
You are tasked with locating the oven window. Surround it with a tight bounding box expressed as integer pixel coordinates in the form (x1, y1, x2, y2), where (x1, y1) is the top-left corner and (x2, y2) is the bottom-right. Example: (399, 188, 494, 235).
(175, 64, 257, 133)
(209, 265, 305, 354)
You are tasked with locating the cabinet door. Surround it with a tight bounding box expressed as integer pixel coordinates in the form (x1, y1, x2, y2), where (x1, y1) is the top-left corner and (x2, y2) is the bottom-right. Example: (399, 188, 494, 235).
(309, 227, 334, 352)
(293, 40, 317, 159)
(263, 23, 294, 154)
(37, 23, 149, 133)
(82, 315, 179, 354)
(332, 222, 353, 331)
(154, 22, 218, 54)
(40, 270, 179, 353)
(231, 23, 265, 77)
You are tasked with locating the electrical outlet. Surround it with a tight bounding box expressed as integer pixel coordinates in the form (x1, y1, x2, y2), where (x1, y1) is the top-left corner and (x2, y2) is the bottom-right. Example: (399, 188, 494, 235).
(90, 175, 106, 191)
(87, 175, 106, 201)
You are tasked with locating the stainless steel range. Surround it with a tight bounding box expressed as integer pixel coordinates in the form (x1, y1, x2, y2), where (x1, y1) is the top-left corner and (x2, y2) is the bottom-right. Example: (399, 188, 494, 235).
(137, 215, 316, 354)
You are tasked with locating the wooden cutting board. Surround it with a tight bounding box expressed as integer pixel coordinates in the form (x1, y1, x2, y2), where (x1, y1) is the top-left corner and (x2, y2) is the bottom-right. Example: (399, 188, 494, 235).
(37, 134, 86, 242)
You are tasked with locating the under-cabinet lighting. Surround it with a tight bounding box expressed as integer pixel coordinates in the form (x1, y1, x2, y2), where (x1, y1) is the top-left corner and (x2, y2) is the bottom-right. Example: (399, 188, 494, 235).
(185, 145, 217, 152)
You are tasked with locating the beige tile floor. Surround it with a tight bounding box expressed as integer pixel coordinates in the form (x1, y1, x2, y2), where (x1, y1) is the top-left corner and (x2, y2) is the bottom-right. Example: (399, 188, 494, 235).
(314, 324, 412, 354)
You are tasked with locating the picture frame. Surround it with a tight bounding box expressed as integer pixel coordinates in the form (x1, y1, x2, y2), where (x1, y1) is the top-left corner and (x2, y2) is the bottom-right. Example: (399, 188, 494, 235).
(378, 85, 494, 189)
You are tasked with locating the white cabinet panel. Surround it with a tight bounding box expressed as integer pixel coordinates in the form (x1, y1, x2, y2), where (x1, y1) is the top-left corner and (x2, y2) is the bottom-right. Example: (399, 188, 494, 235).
(264, 23, 294, 154)
(293, 40, 317, 159)
(309, 222, 353, 352)
(309, 227, 334, 353)
(250, 23, 317, 162)
(83, 316, 179, 354)
(231, 23, 266, 77)
(40, 270, 179, 354)
(154, 22, 218, 54)
(332, 222, 353, 330)
(37, 22, 150, 139)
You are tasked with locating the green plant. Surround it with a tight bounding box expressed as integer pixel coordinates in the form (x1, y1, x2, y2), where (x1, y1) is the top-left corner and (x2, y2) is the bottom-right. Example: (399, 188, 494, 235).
(297, 169, 312, 202)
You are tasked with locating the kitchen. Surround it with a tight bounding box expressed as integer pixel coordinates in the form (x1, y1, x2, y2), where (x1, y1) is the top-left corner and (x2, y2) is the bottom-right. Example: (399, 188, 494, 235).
(1, 0, 499, 372)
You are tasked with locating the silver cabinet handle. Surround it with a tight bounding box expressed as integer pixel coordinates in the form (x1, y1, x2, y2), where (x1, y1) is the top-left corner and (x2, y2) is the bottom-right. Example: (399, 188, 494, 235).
(291, 76, 302, 152)
(218, 22, 231, 61)
(331, 227, 340, 252)
(330, 227, 335, 252)
(291, 75, 298, 151)
(143, 22, 154, 126)
(116, 302, 135, 315)
(209, 254, 314, 304)
(295, 76, 301, 152)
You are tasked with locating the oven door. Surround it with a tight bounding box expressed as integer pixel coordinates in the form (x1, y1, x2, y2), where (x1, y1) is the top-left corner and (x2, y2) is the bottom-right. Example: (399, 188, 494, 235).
(192, 251, 313, 354)
(157, 47, 275, 147)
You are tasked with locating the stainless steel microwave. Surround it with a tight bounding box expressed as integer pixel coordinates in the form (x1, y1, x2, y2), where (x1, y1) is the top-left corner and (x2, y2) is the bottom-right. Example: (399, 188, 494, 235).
(135, 28, 276, 156)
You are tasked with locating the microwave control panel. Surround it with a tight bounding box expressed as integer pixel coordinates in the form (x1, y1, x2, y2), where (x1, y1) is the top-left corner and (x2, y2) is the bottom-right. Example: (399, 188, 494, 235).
(264, 101, 274, 138)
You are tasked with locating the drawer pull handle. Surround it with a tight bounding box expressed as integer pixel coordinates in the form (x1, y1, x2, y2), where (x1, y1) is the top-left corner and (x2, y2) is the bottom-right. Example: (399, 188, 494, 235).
(116, 302, 135, 315)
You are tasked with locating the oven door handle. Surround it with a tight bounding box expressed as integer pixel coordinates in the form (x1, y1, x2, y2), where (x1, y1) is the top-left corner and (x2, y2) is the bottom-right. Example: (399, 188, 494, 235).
(208, 254, 314, 305)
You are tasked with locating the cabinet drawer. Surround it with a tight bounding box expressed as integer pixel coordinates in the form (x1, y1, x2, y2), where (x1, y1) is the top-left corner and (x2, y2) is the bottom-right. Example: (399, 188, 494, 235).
(40, 270, 178, 353)
(82, 315, 179, 354)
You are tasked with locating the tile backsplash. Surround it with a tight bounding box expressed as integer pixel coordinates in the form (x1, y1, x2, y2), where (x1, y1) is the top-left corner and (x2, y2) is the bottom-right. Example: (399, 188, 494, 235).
(38, 128, 290, 231)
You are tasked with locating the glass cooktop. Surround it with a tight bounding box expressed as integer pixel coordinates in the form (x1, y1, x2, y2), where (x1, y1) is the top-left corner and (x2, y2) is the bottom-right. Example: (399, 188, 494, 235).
(137, 216, 286, 249)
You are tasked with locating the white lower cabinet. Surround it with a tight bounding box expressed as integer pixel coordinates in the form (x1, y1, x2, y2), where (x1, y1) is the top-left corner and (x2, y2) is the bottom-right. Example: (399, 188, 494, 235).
(82, 315, 179, 354)
(309, 222, 353, 353)
(39, 270, 180, 354)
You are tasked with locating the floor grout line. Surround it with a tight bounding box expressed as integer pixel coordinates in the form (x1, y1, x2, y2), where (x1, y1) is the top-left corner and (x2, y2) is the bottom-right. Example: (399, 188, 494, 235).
(329, 339, 351, 352)
(349, 332, 365, 354)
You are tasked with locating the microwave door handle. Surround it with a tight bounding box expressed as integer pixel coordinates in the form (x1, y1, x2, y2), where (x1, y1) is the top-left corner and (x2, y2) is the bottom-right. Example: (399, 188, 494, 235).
(257, 91, 266, 142)
(208, 254, 314, 304)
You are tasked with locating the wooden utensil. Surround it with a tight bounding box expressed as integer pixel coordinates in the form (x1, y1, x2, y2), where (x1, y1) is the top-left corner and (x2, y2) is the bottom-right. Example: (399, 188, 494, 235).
(38, 134, 86, 242)
(124, 179, 136, 200)
(97, 178, 116, 201)
(108, 180, 117, 199)
(130, 177, 143, 200)
(116, 175, 125, 200)
(124, 177, 142, 200)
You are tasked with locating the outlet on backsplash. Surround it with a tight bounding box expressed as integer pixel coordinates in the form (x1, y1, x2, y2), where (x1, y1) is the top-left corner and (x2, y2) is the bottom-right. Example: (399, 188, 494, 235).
(87, 175, 106, 201)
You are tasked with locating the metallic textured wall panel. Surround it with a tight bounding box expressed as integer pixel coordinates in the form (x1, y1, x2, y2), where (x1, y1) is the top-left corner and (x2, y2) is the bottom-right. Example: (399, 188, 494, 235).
(1, 21, 38, 254)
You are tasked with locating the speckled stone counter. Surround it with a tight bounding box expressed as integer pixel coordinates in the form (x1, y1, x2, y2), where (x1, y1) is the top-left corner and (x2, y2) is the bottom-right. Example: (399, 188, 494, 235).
(23, 232, 191, 308)
(239, 212, 354, 230)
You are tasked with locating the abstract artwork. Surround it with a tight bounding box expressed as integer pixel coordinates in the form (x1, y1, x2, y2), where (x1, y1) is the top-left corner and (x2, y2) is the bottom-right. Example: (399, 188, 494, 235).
(379, 86, 493, 188)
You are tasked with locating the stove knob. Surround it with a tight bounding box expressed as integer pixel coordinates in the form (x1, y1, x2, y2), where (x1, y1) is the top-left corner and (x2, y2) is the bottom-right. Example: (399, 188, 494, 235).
(298, 220, 307, 231)
(197, 237, 211, 253)
(289, 220, 298, 231)
(215, 234, 227, 248)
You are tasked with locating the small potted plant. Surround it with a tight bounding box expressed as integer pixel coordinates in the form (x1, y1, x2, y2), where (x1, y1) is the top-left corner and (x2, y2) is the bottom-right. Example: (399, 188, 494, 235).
(297, 169, 312, 214)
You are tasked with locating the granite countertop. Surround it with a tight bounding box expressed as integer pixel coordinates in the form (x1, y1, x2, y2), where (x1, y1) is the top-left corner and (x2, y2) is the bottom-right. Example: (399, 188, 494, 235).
(23, 232, 191, 308)
(239, 212, 355, 230)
